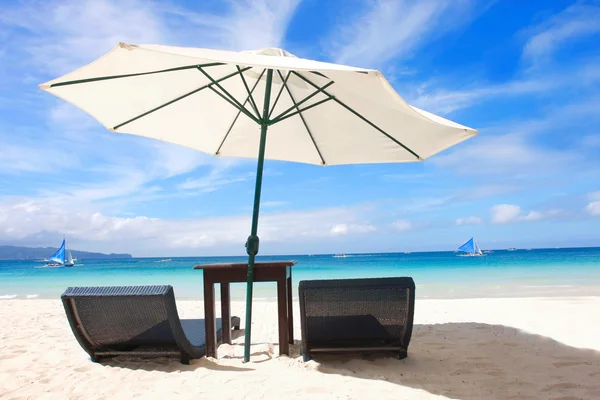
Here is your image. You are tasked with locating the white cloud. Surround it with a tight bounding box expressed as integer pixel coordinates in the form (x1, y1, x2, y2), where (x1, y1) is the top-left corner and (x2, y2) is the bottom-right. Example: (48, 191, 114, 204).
(393, 220, 413, 232)
(456, 216, 482, 226)
(326, 0, 480, 68)
(586, 191, 600, 216)
(330, 223, 376, 236)
(522, 3, 600, 68)
(586, 201, 600, 216)
(0, 198, 377, 255)
(491, 204, 522, 224)
(490, 204, 559, 225)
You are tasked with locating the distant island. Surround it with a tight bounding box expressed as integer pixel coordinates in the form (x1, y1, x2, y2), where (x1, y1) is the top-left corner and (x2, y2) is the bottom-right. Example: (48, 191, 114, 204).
(0, 245, 132, 260)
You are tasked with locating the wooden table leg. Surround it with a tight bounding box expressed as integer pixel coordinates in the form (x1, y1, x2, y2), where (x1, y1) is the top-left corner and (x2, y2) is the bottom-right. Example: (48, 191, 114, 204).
(277, 277, 290, 355)
(203, 275, 217, 358)
(287, 266, 294, 344)
(220, 283, 231, 344)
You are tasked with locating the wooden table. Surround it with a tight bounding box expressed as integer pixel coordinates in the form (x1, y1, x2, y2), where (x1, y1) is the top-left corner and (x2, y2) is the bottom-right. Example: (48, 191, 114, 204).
(194, 261, 296, 358)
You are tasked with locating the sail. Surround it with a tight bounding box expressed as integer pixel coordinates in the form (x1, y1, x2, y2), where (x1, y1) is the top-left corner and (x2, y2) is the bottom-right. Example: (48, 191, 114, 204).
(458, 238, 475, 254)
(49, 239, 66, 264)
(473, 240, 482, 255)
(66, 248, 74, 265)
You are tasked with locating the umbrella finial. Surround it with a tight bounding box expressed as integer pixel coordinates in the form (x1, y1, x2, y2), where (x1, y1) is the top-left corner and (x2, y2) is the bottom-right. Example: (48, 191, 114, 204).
(118, 42, 137, 50)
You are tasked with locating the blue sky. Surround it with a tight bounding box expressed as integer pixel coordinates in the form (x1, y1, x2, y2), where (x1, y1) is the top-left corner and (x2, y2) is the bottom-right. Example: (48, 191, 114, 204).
(0, 0, 599, 256)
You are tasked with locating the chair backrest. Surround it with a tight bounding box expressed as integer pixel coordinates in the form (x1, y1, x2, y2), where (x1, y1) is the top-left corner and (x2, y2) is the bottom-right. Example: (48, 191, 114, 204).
(299, 277, 415, 347)
(61, 286, 180, 350)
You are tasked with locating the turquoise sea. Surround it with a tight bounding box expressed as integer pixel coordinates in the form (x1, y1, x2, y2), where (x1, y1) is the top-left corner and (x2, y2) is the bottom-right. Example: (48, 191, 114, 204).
(1, 247, 599, 300)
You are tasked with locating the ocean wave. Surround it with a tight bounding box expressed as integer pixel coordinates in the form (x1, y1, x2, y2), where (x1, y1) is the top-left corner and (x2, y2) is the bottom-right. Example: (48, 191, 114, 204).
(26, 294, 39, 299)
(0, 295, 18, 299)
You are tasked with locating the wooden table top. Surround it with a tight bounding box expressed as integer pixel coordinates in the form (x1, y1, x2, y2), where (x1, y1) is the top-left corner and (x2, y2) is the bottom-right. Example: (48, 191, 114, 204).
(194, 260, 297, 270)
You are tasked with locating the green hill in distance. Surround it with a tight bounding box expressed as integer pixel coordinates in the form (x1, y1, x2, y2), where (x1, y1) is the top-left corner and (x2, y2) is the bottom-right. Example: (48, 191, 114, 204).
(0, 245, 132, 260)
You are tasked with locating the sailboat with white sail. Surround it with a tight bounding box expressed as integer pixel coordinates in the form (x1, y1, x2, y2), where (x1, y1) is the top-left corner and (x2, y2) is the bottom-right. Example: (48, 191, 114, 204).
(46, 239, 75, 267)
(457, 237, 484, 257)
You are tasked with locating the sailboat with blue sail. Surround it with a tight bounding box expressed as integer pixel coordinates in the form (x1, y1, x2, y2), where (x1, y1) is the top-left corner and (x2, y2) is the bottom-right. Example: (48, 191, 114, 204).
(457, 237, 484, 257)
(46, 239, 75, 267)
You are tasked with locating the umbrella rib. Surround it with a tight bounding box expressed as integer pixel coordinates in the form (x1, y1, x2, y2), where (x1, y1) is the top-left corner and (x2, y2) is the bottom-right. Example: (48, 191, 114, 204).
(292, 71, 423, 161)
(270, 80, 334, 123)
(216, 69, 266, 155)
(270, 97, 333, 124)
(197, 67, 259, 122)
(277, 70, 326, 165)
(208, 86, 260, 124)
(47, 63, 224, 87)
(112, 66, 252, 131)
(267, 71, 291, 119)
(236, 66, 261, 119)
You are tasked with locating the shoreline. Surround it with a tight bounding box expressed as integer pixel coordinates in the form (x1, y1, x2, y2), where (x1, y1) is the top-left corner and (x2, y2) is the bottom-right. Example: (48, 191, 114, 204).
(4, 284, 600, 301)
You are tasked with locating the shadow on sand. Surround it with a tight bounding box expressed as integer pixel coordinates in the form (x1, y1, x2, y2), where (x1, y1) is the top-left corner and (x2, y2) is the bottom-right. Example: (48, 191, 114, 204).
(313, 323, 600, 399)
(101, 328, 254, 373)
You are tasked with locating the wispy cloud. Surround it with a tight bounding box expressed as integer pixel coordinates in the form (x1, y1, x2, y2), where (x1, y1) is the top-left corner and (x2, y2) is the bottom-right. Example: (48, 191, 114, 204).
(325, 0, 482, 68)
(170, 0, 302, 51)
(456, 216, 482, 226)
(522, 2, 600, 68)
(178, 166, 249, 193)
(411, 76, 556, 115)
(1, 0, 302, 77)
(261, 201, 288, 208)
(0, 0, 300, 212)
(393, 220, 413, 232)
(490, 204, 560, 224)
(431, 133, 577, 175)
(411, 58, 600, 115)
(0, 0, 165, 77)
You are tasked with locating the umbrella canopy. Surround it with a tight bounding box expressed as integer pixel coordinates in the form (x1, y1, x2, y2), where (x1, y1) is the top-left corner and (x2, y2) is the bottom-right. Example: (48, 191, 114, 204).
(40, 43, 478, 361)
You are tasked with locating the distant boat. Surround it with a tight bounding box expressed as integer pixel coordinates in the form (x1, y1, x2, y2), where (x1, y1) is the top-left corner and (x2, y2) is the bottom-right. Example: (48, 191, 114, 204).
(333, 254, 347, 258)
(457, 237, 484, 257)
(46, 239, 75, 267)
(507, 248, 517, 251)
(157, 259, 172, 263)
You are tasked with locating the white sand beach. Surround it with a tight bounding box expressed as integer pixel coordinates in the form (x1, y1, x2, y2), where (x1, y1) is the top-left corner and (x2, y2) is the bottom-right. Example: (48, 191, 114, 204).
(2, 297, 600, 400)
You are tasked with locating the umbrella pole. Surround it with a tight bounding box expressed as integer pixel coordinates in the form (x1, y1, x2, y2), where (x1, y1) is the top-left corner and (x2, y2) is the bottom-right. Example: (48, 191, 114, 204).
(243, 69, 273, 363)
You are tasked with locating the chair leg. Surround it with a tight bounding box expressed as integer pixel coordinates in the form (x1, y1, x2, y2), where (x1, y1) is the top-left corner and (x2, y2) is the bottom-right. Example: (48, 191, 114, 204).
(180, 352, 190, 365)
(302, 347, 311, 362)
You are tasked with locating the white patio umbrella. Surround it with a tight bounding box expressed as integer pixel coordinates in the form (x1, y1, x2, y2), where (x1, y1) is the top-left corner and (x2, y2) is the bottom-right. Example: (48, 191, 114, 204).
(40, 43, 477, 362)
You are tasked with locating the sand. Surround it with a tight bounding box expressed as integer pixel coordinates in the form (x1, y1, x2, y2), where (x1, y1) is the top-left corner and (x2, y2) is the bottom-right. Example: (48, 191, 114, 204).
(1, 297, 600, 400)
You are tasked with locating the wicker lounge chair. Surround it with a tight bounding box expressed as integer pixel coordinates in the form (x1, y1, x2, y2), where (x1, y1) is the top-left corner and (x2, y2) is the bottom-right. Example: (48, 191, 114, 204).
(299, 277, 415, 361)
(61, 285, 240, 364)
